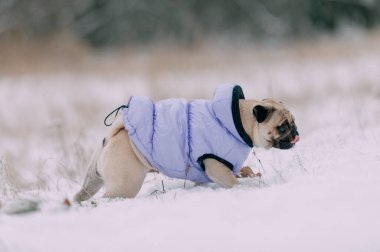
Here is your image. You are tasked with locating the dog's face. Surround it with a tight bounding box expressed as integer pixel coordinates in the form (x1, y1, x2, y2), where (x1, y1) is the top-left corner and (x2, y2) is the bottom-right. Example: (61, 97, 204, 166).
(251, 99, 299, 150)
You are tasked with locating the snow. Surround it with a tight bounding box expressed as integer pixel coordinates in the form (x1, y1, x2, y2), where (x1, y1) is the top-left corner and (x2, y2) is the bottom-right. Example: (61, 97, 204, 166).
(1, 36, 380, 252)
(2, 146, 380, 252)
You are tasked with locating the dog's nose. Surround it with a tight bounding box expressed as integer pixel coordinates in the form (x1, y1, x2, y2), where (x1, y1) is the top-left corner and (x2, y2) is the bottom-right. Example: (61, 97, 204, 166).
(291, 128, 299, 137)
(291, 135, 300, 144)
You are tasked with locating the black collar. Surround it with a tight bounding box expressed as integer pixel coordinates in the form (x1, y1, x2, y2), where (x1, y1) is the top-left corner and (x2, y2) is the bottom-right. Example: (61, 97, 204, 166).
(231, 85, 253, 147)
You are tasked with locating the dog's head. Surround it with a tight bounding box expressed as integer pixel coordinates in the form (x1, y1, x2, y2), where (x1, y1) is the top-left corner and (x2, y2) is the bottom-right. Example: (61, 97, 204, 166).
(250, 99, 299, 150)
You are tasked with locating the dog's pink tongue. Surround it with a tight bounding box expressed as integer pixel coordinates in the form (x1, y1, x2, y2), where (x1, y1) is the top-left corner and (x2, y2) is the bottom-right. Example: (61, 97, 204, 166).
(291, 135, 300, 144)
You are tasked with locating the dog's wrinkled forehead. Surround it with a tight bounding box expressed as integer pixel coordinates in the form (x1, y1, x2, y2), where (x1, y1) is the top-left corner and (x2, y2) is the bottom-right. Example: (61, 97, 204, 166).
(261, 99, 295, 122)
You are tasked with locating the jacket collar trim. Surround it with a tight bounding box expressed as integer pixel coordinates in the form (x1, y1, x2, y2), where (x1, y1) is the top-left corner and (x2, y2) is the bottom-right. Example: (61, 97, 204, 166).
(231, 85, 253, 147)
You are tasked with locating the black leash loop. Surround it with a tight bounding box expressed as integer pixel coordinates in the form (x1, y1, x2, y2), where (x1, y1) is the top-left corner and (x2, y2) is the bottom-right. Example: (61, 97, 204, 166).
(104, 105, 128, 126)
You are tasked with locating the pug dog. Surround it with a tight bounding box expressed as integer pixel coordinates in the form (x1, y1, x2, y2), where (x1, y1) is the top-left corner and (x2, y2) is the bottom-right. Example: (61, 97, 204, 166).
(74, 84, 299, 202)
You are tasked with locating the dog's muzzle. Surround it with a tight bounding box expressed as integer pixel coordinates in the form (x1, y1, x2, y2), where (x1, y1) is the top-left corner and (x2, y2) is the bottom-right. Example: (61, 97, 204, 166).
(276, 128, 299, 150)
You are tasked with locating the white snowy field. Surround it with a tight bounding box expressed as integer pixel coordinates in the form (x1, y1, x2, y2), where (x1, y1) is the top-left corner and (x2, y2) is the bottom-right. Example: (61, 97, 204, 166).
(1, 33, 380, 252)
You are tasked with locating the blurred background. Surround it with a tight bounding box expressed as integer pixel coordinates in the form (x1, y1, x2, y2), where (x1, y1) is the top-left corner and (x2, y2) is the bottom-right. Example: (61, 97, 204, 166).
(1, 0, 380, 198)
(1, 0, 380, 46)
(1, 0, 380, 74)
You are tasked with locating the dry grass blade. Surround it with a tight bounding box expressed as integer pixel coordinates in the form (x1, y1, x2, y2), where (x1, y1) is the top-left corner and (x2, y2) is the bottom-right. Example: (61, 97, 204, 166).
(150, 180, 166, 199)
(0, 157, 20, 200)
(295, 153, 309, 174)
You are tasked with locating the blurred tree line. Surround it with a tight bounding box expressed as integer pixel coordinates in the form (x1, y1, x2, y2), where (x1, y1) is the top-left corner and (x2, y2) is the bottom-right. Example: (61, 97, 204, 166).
(0, 0, 379, 47)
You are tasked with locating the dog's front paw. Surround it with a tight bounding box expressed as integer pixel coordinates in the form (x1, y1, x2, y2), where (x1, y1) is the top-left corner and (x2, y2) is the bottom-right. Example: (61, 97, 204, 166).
(237, 166, 262, 178)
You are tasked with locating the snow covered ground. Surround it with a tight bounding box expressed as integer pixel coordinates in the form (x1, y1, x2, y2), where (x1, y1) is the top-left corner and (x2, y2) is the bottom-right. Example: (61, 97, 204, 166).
(1, 33, 380, 252)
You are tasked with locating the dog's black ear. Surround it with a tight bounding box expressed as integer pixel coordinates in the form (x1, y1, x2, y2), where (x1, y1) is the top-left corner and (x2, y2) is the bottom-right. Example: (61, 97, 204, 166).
(253, 105, 270, 123)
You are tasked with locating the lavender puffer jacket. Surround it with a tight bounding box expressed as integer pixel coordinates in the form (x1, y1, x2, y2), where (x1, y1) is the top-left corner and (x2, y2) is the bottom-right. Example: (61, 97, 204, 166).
(123, 84, 253, 183)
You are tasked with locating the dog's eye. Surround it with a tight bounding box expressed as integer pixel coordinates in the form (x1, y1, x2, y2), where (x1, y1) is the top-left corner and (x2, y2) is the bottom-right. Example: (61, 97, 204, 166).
(277, 123, 288, 134)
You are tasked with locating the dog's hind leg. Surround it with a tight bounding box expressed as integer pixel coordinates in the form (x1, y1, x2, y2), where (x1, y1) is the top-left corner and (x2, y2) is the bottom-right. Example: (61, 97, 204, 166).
(100, 128, 149, 199)
(73, 115, 123, 203)
(74, 144, 104, 203)
(74, 115, 148, 201)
